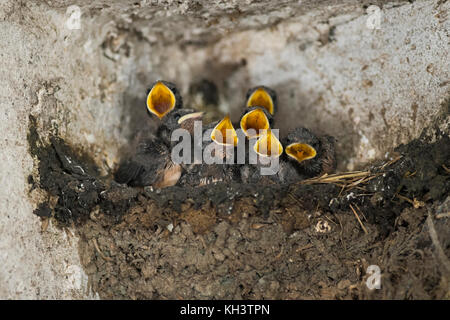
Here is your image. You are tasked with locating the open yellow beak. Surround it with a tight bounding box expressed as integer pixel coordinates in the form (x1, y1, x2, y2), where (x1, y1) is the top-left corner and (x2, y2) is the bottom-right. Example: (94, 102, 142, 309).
(240, 108, 270, 138)
(253, 129, 283, 158)
(211, 115, 238, 147)
(146, 81, 176, 119)
(247, 88, 274, 115)
(285, 143, 317, 163)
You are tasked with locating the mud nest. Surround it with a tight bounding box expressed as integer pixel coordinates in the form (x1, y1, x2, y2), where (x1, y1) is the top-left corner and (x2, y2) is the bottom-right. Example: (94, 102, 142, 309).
(28, 114, 450, 299)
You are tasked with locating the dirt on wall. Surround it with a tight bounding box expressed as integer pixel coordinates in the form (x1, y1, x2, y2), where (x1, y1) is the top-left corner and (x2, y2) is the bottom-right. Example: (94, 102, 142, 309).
(27, 101, 450, 299)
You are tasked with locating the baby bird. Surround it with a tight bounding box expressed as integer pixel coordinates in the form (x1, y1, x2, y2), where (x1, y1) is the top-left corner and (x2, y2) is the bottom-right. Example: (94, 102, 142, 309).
(115, 80, 186, 188)
(179, 118, 240, 187)
(240, 129, 284, 184)
(188, 79, 223, 123)
(278, 127, 336, 183)
(114, 135, 182, 188)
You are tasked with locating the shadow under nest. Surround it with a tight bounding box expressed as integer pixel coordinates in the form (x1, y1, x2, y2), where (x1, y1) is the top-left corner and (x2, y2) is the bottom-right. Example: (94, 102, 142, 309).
(28, 115, 450, 299)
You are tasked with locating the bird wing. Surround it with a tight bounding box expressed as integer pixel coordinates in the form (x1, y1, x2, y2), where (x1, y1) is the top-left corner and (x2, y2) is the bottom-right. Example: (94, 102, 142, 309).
(114, 159, 143, 184)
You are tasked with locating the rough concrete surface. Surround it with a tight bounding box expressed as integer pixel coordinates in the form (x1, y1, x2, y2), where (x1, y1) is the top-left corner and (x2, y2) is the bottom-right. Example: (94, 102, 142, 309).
(0, 0, 448, 299)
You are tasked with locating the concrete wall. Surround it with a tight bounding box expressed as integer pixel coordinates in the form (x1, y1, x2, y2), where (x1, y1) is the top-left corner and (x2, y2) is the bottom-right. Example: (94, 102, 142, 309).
(0, 0, 448, 299)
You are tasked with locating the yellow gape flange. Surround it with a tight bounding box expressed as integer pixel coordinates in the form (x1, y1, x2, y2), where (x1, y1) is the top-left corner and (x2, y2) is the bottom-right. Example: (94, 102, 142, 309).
(147, 81, 176, 119)
(254, 129, 284, 158)
(240, 108, 270, 138)
(285, 143, 317, 163)
(211, 115, 238, 146)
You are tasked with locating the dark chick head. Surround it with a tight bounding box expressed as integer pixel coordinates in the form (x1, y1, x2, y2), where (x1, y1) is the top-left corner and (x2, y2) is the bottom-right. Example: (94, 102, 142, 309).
(189, 79, 219, 107)
(245, 86, 277, 116)
(283, 127, 336, 177)
(146, 80, 182, 119)
(239, 106, 273, 139)
(157, 108, 203, 146)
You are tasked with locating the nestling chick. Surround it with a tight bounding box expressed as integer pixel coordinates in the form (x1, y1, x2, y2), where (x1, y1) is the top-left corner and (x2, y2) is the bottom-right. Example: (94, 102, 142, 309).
(114, 135, 181, 188)
(189, 79, 223, 123)
(240, 129, 284, 184)
(278, 127, 336, 183)
(179, 119, 240, 187)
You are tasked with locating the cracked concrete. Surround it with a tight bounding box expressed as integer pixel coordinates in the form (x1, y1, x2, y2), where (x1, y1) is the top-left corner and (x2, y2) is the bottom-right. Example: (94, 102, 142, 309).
(0, 0, 449, 298)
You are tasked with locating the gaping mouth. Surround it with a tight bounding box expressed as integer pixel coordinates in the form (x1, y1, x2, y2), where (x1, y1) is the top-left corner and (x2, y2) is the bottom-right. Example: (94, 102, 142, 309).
(147, 81, 176, 119)
(247, 88, 274, 115)
(211, 115, 238, 146)
(240, 108, 270, 138)
(253, 129, 283, 158)
(285, 143, 317, 162)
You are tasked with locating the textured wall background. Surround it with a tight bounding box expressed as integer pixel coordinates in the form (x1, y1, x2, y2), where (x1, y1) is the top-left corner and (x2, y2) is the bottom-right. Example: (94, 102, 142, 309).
(0, 0, 448, 299)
